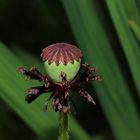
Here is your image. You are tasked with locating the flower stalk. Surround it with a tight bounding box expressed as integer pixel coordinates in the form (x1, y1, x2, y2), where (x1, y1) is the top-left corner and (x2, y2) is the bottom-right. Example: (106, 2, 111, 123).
(59, 111, 69, 140)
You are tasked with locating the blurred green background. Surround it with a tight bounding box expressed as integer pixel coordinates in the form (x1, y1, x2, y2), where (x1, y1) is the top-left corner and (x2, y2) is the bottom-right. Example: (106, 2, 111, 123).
(0, 0, 140, 140)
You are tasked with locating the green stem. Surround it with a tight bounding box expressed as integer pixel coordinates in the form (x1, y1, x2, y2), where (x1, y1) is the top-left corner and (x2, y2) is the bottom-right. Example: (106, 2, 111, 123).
(58, 111, 69, 140)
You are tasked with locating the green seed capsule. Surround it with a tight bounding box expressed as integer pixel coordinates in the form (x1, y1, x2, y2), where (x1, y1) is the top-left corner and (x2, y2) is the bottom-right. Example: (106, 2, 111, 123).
(44, 60, 81, 83)
(41, 43, 82, 83)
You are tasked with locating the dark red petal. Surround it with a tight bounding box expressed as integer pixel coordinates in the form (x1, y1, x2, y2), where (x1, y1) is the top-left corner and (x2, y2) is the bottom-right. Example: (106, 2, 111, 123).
(25, 86, 51, 103)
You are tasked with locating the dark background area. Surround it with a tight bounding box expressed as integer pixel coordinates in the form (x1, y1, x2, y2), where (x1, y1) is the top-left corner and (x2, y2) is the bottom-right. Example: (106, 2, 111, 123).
(0, 0, 74, 54)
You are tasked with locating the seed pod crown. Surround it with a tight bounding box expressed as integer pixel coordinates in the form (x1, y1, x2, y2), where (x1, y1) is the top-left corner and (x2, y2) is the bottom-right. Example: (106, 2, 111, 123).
(41, 43, 82, 65)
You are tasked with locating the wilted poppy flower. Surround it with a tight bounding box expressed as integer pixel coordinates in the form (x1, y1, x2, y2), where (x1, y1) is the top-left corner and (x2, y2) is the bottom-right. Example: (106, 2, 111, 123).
(17, 43, 101, 113)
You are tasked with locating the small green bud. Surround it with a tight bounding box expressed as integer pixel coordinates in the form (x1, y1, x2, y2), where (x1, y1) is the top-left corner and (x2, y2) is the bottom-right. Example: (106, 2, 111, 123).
(41, 43, 82, 83)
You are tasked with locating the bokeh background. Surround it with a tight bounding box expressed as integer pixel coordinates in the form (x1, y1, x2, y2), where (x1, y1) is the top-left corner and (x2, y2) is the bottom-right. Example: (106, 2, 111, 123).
(0, 0, 140, 140)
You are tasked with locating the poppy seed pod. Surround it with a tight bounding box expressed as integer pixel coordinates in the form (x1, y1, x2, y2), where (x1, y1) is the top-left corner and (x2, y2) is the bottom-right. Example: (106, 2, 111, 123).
(17, 42, 100, 112)
(41, 43, 82, 83)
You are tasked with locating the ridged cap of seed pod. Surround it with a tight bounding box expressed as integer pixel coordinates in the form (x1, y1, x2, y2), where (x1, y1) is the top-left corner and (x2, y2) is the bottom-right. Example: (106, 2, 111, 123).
(41, 43, 82, 65)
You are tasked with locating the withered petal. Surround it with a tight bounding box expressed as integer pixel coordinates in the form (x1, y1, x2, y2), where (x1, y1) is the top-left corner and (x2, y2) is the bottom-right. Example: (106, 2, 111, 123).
(79, 89, 96, 105)
(26, 86, 51, 103)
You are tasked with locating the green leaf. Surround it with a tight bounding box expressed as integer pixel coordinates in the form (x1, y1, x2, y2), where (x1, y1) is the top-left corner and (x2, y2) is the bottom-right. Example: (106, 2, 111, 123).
(121, 0, 140, 25)
(62, 0, 140, 139)
(129, 20, 140, 44)
(105, 0, 140, 97)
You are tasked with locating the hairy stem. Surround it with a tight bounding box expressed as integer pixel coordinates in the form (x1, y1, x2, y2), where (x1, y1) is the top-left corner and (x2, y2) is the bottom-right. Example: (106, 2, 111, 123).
(58, 111, 69, 140)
